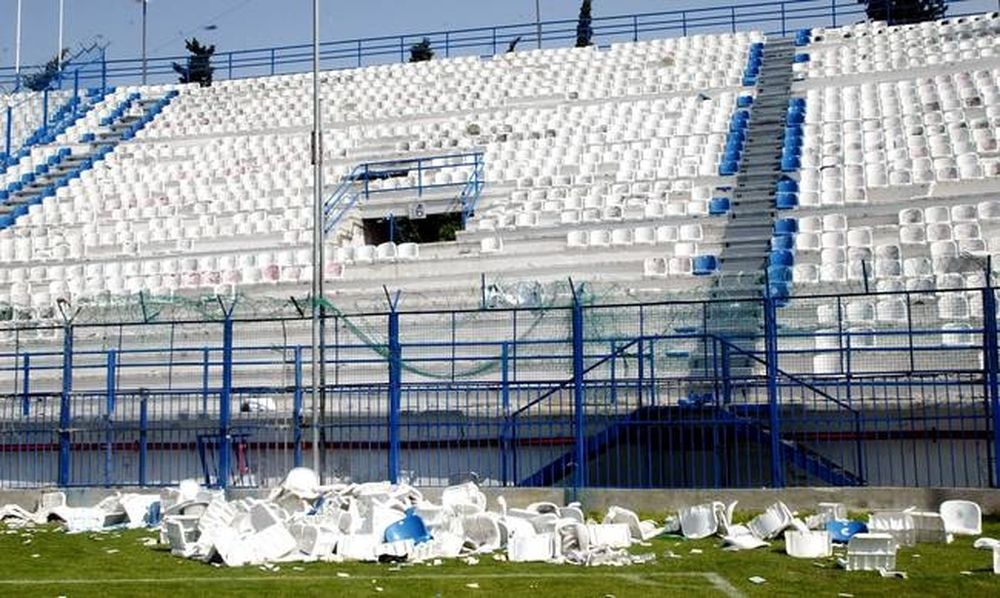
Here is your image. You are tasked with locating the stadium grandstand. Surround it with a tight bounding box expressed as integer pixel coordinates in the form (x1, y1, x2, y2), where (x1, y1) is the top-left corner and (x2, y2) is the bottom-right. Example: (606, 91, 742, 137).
(1, 0, 999, 495)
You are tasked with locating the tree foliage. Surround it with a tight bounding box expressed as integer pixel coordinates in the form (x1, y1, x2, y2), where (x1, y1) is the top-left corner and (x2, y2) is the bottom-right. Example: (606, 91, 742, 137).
(172, 38, 215, 87)
(861, 0, 947, 26)
(409, 38, 434, 63)
(22, 49, 70, 92)
(576, 0, 594, 48)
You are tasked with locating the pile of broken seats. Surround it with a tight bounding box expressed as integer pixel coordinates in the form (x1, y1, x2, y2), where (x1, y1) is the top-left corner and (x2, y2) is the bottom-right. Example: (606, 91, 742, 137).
(0, 490, 159, 532)
(160, 468, 664, 567)
(677, 499, 989, 572)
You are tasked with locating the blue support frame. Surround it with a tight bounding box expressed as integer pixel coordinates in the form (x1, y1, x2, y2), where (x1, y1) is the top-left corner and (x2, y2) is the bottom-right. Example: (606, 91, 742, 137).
(104, 350, 117, 487)
(982, 284, 1000, 487)
(58, 326, 73, 487)
(293, 347, 304, 468)
(763, 295, 784, 488)
(387, 309, 402, 484)
(218, 318, 234, 489)
(571, 287, 587, 493)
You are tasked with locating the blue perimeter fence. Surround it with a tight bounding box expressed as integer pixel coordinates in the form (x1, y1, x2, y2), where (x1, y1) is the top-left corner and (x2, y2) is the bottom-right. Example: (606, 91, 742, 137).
(0, 284, 998, 491)
(1, 0, 993, 90)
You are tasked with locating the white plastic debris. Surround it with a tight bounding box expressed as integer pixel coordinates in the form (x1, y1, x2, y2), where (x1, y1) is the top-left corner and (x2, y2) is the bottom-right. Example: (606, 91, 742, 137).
(908, 511, 953, 544)
(939, 500, 982, 536)
(994, 546, 1000, 575)
(721, 533, 769, 551)
(747, 501, 794, 540)
(748, 576, 767, 584)
(868, 511, 916, 547)
(785, 530, 832, 559)
(679, 501, 734, 540)
(842, 533, 897, 572)
(974, 537, 1000, 550)
(603, 506, 664, 541)
(508, 532, 555, 562)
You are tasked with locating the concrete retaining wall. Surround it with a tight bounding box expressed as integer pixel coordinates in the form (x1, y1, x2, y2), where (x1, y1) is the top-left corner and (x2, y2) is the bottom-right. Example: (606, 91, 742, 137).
(3, 486, 1000, 515)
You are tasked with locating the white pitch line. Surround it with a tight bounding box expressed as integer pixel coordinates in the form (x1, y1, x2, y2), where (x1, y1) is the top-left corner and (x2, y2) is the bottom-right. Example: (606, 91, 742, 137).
(0, 571, 744, 596)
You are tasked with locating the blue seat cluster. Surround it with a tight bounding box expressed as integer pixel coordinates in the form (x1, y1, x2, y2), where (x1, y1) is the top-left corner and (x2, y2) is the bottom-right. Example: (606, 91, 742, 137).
(795, 28, 812, 47)
(0, 90, 179, 232)
(121, 91, 179, 141)
(781, 98, 806, 173)
(99, 92, 142, 128)
(742, 42, 765, 86)
(793, 52, 810, 63)
(767, 217, 799, 306)
(719, 96, 753, 176)
(1, 88, 111, 172)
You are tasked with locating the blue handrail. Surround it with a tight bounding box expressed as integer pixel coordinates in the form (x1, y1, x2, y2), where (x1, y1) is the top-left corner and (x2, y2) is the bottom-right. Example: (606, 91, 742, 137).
(2, 0, 982, 88)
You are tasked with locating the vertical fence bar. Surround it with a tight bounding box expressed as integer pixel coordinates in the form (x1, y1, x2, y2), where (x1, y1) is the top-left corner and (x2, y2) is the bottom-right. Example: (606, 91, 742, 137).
(58, 325, 73, 487)
(633, 15, 639, 42)
(781, 2, 787, 36)
(763, 296, 784, 487)
(500, 343, 510, 486)
(682, 11, 688, 36)
(388, 310, 402, 484)
(218, 318, 234, 489)
(572, 296, 586, 493)
(201, 347, 210, 415)
(831, 0, 838, 28)
(228, 53, 233, 79)
(731, 7, 737, 34)
(42, 89, 50, 136)
(982, 285, 1000, 487)
(21, 353, 30, 416)
(139, 390, 148, 486)
(293, 347, 304, 468)
(357, 40, 363, 68)
(104, 350, 117, 487)
(270, 48, 276, 75)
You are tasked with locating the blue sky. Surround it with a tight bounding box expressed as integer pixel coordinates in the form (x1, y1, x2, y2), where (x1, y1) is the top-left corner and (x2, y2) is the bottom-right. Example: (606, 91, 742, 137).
(2, 0, 997, 68)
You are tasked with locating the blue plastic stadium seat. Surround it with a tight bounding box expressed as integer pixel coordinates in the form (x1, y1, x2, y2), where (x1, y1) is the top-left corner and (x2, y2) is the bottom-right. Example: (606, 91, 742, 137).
(774, 218, 798, 235)
(693, 255, 719, 276)
(771, 234, 794, 251)
(769, 249, 794, 267)
(384, 509, 431, 544)
(719, 159, 740, 176)
(768, 265, 793, 283)
(793, 53, 810, 63)
(709, 197, 731, 215)
(737, 95, 754, 108)
(775, 191, 798, 209)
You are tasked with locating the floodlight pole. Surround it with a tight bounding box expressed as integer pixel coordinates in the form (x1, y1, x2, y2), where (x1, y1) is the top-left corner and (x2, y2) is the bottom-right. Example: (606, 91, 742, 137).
(58, 0, 65, 69)
(15, 0, 23, 85)
(535, 0, 542, 49)
(142, 0, 148, 85)
(310, 0, 326, 478)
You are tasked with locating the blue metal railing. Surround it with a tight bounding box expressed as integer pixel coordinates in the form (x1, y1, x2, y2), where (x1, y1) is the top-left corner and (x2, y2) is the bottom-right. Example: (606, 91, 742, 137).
(0, 285, 998, 490)
(6, 0, 987, 88)
(324, 152, 485, 236)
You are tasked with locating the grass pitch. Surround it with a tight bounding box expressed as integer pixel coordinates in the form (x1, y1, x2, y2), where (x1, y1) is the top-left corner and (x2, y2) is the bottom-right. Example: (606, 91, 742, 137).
(2, 519, 1000, 597)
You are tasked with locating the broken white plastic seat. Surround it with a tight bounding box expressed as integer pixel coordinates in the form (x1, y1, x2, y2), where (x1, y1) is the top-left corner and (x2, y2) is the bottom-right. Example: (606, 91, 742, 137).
(939, 500, 982, 536)
(748, 501, 795, 540)
(508, 532, 555, 562)
(441, 482, 487, 515)
(868, 510, 916, 547)
(603, 506, 664, 541)
(462, 514, 502, 552)
(843, 533, 897, 571)
(679, 501, 730, 540)
(336, 534, 380, 561)
(786, 530, 833, 558)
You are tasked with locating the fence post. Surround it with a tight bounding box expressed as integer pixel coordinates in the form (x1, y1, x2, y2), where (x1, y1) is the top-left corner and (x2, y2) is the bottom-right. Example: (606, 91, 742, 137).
(201, 347, 210, 415)
(500, 342, 510, 486)
(571, 292, 587, 493)
(228, 52, 233, 79)
(293, 346, 304, 468)
(270, 48, 276, 75)
(763, 295, 784, 488)
(633, 15, 639, 42)
(105, 350, 117, 487)
(58, 324, 73, 487)
(982, 281, 1000, 487)
(139, 390, 148, 486)
(781, 2, 787, 36)
(357, 40, 363, 68)
(387, 309, 402, 484)
(21, 353, 30, 416)
(218, 317, 233, 489)
(831, 0, 838, 28)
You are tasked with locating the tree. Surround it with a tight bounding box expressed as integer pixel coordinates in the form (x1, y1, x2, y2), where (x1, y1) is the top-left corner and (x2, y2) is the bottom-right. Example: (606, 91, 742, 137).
(861, 0, 947, 26)
(22, 49, 70, 92)
(409, 38, 434, 63)
(172, 38, 215, 87)
(576, 0, 594, 48)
